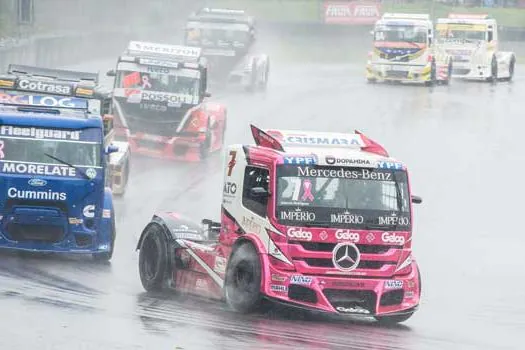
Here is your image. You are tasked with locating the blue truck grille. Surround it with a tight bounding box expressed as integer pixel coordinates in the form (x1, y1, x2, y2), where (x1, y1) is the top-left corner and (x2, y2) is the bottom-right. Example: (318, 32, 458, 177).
(7, 223, 64, 243)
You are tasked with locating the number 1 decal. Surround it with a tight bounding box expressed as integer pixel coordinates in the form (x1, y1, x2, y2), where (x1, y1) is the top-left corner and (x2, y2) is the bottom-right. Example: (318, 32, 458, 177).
(227, 150, 237, 176)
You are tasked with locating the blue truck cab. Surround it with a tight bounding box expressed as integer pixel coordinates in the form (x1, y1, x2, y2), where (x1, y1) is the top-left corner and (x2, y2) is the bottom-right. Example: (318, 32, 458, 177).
(0, 65, 127, 260)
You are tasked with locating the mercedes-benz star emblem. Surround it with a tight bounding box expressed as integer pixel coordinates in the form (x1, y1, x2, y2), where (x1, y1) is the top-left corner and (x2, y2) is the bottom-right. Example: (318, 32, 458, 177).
(332, 243, 361, 272)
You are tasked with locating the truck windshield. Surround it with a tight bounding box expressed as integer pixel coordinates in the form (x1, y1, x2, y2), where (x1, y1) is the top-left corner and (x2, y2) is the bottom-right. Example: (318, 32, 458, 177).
(186, 22, 251, 48)
(116, 69, 200, 105)
(436, 24, 487, 43)
(276, 165, 411, 230)
(0, 126, 101, 167)
(375, 24, 428, 44)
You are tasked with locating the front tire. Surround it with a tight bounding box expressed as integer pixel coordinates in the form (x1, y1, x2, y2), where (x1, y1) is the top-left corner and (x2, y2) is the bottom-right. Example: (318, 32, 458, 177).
(487, 56, 498, 83)
(138, 224, 170, 292)
(93, 214, 116, 262)
(425, 61, 436, 87)
(224, 243, 262, 313)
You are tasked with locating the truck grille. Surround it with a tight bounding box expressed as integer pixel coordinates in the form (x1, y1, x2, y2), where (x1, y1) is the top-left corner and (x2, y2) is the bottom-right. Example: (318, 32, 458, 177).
(289, 241, 402, 276)
(7, 223, 64, 243)
(323, 289, 377, 314)
(386, 71, 409, 79)
(453, 68, 471, 75)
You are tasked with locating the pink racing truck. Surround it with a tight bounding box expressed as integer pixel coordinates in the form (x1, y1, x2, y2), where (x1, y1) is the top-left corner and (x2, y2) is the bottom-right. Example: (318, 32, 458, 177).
(137, 125, 423, 324)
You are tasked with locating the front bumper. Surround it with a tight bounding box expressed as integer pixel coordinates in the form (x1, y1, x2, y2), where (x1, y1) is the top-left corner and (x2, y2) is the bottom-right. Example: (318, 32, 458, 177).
(451, 61, 491, 80)
(116, 129, 209, 162)
(367, 63, 432, 83)
(263, 260, 421, 317)
(0, 231, 111, 254)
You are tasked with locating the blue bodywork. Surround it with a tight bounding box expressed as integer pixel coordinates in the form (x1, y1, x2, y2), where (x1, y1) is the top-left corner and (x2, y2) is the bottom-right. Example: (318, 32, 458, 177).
(0, 108, 115, 255)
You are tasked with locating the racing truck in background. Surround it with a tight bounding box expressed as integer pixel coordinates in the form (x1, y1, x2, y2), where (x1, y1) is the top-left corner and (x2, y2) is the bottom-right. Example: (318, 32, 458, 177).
(137, 125, 423, 324)
(435, 13, 515, 82)
(184, 8, 270, 91)
(2, 64, 130, 196)
(106, 41, 227, 161)
(367, 13, 452, 86)
(0, 66, 124, 260)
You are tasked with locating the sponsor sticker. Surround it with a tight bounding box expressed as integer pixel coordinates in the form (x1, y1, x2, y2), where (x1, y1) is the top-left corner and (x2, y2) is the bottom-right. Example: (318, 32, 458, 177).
(213, 257, 227, 274)
(223, 182, 237, 195)
(7, 187, 66, 201)
(270, 284, 288, 293)
(17, 79, 72, 95)
(241, 216, 261, 234)
(290, 275, 313, 286)
(1, 162, 76, 177)
(404, 291, 415, 299)
(297, 167, 393, 181)
(0, 93, 87, 110)
(336, 306, 370, 314)
(384, 280, 404, 289)
(196, 278, 208, 290)
(102, 209, 111, 219)
(379, 216, 409, 226)
(376, 161, 403, 170)
(283, 135, 363, 147)
(279, 208, 316, 221)
(283, 155, 317, 165)
(271, 274, 287, 282)
(0, 125, 81, 140)
(325, 156, 372, 166)
(68, 217, 83, 225)
(83, 205, 95, 218)
(85, 168, 97, 179)
(28, 178, 47, 187)
(381, 232, 405, 245)
(331, 212, 364, 224)
(286, 227, 313, 241)
(335, 229, 360, 242)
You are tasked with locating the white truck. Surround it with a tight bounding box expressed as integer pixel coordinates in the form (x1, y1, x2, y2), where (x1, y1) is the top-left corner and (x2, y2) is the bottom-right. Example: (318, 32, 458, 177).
(366, 13, 452, 86)
(435, 13, 516, 82)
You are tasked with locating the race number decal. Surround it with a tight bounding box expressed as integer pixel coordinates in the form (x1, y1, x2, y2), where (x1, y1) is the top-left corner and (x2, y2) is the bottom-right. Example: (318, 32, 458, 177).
(227, 150, 237, 176)
(290, 178, 315, 202)
(0, 140, 4, 159)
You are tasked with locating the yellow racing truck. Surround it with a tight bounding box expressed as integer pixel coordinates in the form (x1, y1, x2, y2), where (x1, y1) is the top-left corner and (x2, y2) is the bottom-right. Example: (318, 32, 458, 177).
(366, 13, 452, 86)
(435, 13, 515, 82)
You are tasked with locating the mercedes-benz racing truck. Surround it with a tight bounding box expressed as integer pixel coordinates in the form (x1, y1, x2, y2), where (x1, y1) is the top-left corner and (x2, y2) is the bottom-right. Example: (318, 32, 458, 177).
(0, 66, 125, 260)
(107, 41, 227, 161)
(367, 13, 452, 85)
(185, 8, 269, 91)
(137, 125, 423, 324)
(435, 13, 515, 82)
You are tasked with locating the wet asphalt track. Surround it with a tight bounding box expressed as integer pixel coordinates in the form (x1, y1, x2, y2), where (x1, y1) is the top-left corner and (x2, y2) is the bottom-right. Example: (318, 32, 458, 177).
(1, 53, 524, 350)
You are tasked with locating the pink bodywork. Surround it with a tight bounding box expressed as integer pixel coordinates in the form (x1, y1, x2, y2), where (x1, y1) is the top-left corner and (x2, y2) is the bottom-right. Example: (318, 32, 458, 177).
(166, 135, 421, 317)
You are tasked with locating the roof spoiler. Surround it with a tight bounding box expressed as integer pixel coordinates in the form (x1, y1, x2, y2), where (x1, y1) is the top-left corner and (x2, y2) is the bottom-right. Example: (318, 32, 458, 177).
(7, 64, 99, 84)
(249, 124, 389, 157)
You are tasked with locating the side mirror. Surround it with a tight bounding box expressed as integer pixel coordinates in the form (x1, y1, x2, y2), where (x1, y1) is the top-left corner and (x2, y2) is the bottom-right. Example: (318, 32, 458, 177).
(250, 187, 269, 198)
(106, 69, 116, 77)
(204, 91, 212, 98)
(411, 195, 422, 204)
(105, 144, 119, 154)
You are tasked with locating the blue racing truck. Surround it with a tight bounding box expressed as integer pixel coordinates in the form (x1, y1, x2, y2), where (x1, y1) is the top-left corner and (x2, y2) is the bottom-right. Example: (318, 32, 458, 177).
(0, 65, 128, 260)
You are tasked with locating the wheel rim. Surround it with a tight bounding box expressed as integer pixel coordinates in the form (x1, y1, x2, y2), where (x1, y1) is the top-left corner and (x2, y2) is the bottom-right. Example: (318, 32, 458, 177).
(233, 260, 256, 293)
(142, 236, 160, 280)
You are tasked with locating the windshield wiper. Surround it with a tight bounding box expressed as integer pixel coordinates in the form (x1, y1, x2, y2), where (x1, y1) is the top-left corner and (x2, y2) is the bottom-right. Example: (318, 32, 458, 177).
(44, 153, 91, 180)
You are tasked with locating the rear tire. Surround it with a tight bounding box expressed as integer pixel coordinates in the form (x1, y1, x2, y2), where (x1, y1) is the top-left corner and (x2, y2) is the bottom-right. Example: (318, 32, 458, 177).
(224, 243, 262, 313)
(138, 224, 170, 292)
(93, 214, 115, 262)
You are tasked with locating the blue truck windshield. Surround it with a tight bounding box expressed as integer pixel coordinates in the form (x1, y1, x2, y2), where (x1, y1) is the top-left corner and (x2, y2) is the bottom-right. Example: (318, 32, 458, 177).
(0, 126, 101, 170)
